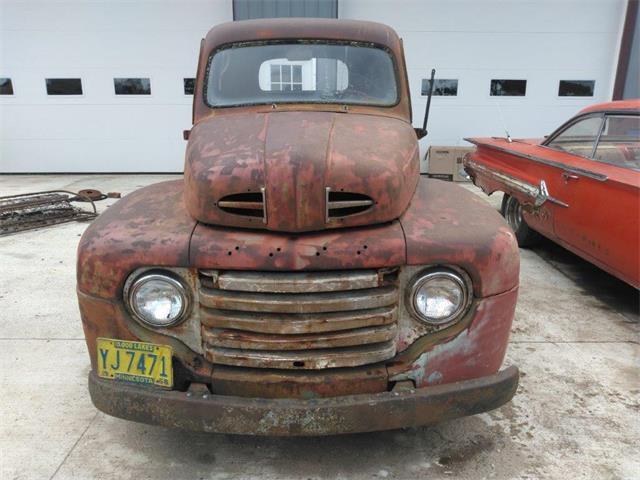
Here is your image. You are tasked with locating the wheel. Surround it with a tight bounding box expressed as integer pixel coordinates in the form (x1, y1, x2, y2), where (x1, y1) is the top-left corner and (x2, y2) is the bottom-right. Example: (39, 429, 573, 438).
(501, 194, 539, 247)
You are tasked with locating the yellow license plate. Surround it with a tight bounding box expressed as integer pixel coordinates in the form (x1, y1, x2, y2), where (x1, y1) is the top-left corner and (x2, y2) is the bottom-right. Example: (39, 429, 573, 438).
(96, 338, 173, 388)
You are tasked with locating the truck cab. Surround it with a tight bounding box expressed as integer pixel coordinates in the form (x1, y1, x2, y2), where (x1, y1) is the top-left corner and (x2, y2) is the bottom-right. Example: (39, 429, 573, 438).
(78, 18, 520, 435)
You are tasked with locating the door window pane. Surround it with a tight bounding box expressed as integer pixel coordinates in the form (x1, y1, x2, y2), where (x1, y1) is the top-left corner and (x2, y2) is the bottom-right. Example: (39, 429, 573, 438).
(114, 78, 151, 95)
(421, 79, 458, 96)
(0, 78, 14, 95)
(559, 80, 595, 97)
(490, 79, 526, 96)
(547, 116, 603, 157)
(46, 78, 83, 95)
(594, 115, 640, 170)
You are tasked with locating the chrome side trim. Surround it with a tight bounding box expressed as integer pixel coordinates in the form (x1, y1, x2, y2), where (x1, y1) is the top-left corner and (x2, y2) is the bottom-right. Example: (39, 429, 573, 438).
(464, 138, 608, 182)
(325, 186, 331, 223)
(466, 160, 569, 208)
(260, 186, 267, 224)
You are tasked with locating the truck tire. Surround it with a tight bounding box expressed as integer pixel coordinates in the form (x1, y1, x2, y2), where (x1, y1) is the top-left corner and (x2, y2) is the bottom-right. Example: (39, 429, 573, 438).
(501, 194, 539, 247)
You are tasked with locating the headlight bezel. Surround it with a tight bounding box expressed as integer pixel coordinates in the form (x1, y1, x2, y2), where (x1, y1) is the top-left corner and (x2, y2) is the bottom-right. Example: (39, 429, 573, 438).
(124, 270, 191, 328)
(406, 267, 472, 326)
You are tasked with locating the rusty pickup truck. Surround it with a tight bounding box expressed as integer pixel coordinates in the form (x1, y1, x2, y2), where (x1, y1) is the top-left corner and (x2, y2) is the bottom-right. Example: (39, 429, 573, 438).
(77, 18, 520, 435)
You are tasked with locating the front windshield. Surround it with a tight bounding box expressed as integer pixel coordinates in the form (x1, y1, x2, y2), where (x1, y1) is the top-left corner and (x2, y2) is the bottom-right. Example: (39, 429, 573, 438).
(205, 41, 398, 108)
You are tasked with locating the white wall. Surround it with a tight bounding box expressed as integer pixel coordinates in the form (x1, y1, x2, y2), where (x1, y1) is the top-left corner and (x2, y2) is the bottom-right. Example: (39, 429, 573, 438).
(0, 0, 233, 173)
(340, 0, 627, 162)
(0, 0, 627, 172)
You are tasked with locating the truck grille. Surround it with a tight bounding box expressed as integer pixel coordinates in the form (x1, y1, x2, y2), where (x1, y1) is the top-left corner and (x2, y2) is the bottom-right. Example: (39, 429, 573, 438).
(198, 269, 399, 370)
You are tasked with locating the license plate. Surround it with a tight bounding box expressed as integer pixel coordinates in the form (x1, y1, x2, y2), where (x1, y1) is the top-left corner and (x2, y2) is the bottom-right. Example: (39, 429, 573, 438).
(96, 338, 173, 388)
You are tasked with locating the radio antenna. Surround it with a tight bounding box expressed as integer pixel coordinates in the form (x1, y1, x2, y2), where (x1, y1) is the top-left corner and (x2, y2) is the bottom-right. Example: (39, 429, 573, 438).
(492, 97, 513, 143)
(415, 69, 436, 139)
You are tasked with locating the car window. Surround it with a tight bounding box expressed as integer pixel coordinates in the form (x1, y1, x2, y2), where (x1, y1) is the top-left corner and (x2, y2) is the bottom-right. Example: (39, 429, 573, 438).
(206, 41, 398, 108)
(546, 116, 603, 158)
(593, 115, 640, 170)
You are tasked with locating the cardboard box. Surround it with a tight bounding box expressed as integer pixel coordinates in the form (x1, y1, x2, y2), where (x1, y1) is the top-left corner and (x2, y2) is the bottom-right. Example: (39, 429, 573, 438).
(424, 146, 474, 182)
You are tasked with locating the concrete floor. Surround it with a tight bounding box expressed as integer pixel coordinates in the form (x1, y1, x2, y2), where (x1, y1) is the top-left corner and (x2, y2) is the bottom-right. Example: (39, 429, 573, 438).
(1, 174, 638, 480)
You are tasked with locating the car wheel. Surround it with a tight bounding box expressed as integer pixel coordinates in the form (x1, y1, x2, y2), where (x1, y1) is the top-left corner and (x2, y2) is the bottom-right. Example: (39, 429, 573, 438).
(501, 194, 539, 247)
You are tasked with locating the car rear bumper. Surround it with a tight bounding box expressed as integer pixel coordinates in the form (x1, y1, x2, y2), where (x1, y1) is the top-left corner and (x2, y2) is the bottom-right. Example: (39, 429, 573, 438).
(88, 365, 519, 436)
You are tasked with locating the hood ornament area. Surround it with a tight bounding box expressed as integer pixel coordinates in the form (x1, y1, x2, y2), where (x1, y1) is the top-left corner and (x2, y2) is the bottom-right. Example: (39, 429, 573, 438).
(534, 180, 549, 207)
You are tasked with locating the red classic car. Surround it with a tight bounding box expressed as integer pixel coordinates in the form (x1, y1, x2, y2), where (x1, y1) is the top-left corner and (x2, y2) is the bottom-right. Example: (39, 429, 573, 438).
(465, 100, 640, 289)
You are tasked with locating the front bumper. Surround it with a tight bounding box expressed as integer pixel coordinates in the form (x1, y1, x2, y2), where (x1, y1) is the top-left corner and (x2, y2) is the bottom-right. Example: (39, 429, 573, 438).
(89, 366, 519, 436)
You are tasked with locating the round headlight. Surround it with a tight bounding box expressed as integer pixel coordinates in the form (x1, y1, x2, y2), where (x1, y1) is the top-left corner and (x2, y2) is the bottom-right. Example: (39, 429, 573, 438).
(127, 273, 189, 327)
(409, 269, 470, 325)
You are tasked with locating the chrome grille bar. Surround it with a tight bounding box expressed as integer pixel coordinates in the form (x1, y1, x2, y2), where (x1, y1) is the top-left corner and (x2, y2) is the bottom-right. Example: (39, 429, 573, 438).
(198, 268, 400, 370)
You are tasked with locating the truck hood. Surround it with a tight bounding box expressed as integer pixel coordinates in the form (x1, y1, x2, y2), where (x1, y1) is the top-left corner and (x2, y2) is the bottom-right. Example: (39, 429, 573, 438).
(184, 111, 419, 232)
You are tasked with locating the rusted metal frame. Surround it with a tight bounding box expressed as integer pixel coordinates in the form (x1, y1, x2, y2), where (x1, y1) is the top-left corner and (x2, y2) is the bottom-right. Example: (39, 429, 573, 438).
(0, 189, 98, 212)
(0, 193, 67, 213)
(202, 323, 397, 350)
(205, 340, 397, 370)
(465, 137, 608, 182)
(199, 305, 398, 334)
(465, 160, 569, 208)
(198, 267, 400, 369)
(212, 269, 382, 293)
(198, 285, 399, 313)
(210, 363, 389, 399)
(0, 189, 99, 235)
(87, 366, 519, 435)
(386, 300, 479, 377)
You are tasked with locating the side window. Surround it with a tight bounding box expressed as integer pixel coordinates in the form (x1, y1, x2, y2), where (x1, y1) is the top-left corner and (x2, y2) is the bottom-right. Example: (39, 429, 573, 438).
(546, 116, 603, 158)
(594, 115, 640, 170)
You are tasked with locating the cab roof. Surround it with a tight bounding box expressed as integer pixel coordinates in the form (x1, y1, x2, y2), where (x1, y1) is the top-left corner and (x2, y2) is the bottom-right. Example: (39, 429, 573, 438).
(579, 99, 640, 115)
(193, 18, 412, 124)
(203, 18, 403, 51)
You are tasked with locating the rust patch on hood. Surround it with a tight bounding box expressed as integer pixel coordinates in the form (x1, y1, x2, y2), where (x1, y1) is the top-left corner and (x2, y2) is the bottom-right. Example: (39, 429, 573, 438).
(184, 111, 418, 232)
(77, 181, 197, 299)
(400, 178, 520, 297)
(190, 220, 406, 271)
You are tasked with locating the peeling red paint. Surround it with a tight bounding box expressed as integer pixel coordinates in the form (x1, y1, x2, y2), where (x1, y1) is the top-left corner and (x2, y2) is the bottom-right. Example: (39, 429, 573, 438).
(77, 17, 520, 434)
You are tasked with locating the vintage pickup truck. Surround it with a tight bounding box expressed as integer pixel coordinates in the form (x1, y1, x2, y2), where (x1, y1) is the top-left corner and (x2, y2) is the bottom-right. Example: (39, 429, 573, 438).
(77, 18, 520, 435)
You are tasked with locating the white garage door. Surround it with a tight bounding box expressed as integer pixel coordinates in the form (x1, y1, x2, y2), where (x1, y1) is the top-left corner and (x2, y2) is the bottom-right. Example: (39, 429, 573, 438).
(0, 0, 627, 172)
(0, 0, 233, 173)
(339, 0, 627, 163)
